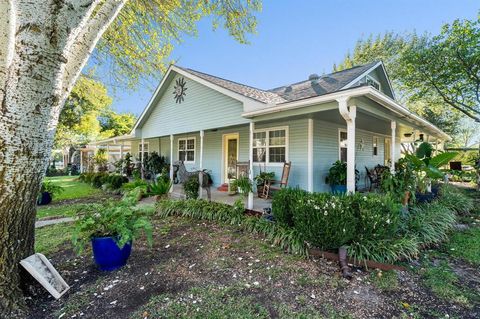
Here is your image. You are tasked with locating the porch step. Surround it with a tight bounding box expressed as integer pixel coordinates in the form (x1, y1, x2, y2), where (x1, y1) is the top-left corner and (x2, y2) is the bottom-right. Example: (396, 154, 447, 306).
(217, 183, 229, 192)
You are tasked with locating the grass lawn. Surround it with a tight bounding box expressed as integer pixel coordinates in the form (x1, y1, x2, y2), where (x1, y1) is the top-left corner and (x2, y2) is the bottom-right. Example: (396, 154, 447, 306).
(35, 222, 75, 255)
(37, 176, 103, 219)
(45, 175, 100, 201)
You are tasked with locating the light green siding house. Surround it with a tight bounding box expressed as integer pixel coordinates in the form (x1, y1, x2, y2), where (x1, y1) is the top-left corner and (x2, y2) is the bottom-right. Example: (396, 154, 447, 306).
(115, 62, 448, 208)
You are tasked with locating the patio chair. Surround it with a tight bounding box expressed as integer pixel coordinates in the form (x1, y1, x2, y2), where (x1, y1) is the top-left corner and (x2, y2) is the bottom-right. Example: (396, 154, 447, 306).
(365, 166, 380, 191)
(235, 161, 250, 178)
(174, 161, 212, 200)
(262, 161, 291, 199)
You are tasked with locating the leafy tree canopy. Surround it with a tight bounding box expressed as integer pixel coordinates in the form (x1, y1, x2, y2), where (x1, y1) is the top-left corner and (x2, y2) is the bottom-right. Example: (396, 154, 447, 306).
(91, 0, 261, 89)
(334, 14, 480, 142)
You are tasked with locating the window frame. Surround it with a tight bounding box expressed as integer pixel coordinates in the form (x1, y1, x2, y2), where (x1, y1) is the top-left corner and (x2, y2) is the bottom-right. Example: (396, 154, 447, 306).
(138, 141, 149, 160)
(372, 136, 379, 156)
(252, 126, 289, 166)
(384, 138, 391, 166)
(177, 137, 196, 164)
(366, 75, 381, 91)
(338, 128, 348, 163)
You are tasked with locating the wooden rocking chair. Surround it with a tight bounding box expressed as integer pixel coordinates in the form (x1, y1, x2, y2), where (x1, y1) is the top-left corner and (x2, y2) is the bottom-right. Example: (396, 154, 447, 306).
(262, 161, 291, 199)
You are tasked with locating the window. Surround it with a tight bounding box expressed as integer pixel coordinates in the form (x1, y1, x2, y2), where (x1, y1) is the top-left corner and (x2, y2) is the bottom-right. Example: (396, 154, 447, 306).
(138, 142, 149, 159)
(384, 138, 391, 166)
(253, 127, 288, 164)
(339, 130, 348, 163)
(366, 75, 381, 91)
(178, 137, 195, 163)
(373, 136, 378, 156)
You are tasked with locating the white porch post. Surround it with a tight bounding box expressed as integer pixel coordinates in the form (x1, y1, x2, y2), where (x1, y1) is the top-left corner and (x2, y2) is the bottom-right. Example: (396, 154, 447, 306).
(307, 118, 314, 192)
(120, 143, 124, 174)
(248, 121, 254, 209)
(169, 134, 174, 193)
(199, 130, 204, 198)
(390, 121, 396, 173)
(337, 97, 356, 194)
(79, 149, 83, 173)
(106, 144, 110, 172)
(140, 138, 145, 179)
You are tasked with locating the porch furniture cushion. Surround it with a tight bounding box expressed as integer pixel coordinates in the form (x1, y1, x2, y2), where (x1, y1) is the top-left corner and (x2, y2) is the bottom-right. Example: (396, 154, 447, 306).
(262, 162, 291, 199)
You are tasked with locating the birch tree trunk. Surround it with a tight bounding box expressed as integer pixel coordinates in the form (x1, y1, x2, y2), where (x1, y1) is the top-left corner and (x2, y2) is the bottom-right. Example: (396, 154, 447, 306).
(0, 1, 125, 316)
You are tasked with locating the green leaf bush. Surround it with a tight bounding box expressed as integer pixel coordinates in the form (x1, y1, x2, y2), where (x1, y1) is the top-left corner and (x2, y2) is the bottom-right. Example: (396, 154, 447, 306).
(183, 175, 200, 199)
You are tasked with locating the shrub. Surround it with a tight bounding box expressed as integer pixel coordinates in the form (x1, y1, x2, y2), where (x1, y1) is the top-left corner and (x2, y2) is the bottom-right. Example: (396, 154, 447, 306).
(104, 174, 129, 190)
(148, 177, 172, 196)
(292, 193, 357, 250)
(272, 188, 307, 227)
(91, 172, 108, 188)
(122, 178, 148, 191)
(350, 193, 402, 242)
(348, 237, 420, 264)
(438, 184, 474, 215)
(407, 202, 456, 247)
(184, 175, 200, 199)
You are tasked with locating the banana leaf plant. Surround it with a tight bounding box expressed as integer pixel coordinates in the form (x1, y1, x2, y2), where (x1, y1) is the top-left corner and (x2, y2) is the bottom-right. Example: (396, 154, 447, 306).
(404, 142, 457, 193)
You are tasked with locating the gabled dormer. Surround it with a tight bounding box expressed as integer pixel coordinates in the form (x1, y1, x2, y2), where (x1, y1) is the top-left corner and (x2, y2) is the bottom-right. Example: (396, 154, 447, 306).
(341, 61, 395, 100)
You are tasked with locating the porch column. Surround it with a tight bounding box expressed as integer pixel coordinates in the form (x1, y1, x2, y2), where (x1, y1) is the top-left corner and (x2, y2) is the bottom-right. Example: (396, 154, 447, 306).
(140, 138, 145, 179)
(120, 143, 124, 174)
(106, 144, 110, 172)
(307, 118, 314, 192)
(79, 149, 83, 173)
(169, 134, 174, 193)
(337, 97, 356, 194)
(390, 121, 396, 173)
(248, 122, 254, 209)
(199, 130, 204, 198)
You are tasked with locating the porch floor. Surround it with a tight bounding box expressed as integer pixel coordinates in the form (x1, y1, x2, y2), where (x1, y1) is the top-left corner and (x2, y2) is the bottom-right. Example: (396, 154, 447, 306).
(170, 184, 272, 213)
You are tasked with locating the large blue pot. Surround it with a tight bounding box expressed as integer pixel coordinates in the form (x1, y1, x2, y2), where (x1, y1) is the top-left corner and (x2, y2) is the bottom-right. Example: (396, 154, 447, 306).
(331, 185, 347, 194)
(37, 192, 52, 205)
(91, 236, 132, 271)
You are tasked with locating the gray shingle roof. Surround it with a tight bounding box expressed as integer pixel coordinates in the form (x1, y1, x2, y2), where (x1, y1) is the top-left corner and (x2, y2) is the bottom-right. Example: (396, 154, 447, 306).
(177, 62, 379, 105)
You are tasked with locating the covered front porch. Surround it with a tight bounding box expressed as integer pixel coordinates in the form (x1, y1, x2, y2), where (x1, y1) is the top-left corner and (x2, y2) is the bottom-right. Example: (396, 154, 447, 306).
(170, 183, 272, 213)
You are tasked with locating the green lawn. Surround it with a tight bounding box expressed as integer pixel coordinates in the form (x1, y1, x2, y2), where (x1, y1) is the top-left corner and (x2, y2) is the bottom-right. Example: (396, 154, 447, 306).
(35, 223, 75, 255)
(45, 175, 99, 201)
(37, 176, 101, 219)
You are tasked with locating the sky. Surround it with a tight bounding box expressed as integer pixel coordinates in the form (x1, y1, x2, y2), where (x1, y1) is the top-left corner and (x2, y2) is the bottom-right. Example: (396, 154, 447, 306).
(101, 0, 479, 115)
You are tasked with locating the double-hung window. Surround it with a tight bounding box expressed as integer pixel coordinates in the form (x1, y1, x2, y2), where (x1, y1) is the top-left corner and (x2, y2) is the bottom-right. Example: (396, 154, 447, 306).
(178, 137, 195, 163)
(253, 127, 288, 164)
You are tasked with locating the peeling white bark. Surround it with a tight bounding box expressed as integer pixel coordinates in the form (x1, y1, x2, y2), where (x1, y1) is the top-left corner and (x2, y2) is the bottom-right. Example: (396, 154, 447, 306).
(0, 0, 128, 314)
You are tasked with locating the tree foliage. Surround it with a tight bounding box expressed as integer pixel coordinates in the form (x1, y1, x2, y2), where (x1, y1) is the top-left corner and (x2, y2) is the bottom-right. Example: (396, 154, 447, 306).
(92, 0, 261, 89)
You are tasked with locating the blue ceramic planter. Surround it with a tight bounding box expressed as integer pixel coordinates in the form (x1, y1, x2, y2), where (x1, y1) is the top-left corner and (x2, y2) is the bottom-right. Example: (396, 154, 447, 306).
(331, 185, 347, 194)
(37, 192, 52, 205)
(91, 236, 132, 271)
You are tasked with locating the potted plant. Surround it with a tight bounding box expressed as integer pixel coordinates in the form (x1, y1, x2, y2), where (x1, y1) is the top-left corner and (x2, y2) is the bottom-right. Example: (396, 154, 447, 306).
(325, 161, 347, 194)
(254, 171, 275, 197)
(72, 200, 153, 271)
(37, 180, 64, 205)
(231, 175, 253, 207)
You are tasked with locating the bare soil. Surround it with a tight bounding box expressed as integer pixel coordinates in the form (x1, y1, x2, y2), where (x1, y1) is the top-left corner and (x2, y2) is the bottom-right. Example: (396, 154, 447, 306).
(26, 216, 479, 319)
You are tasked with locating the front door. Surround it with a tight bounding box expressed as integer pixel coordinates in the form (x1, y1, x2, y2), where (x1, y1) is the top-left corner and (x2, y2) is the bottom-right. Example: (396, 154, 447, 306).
(223, 133, 239, 183)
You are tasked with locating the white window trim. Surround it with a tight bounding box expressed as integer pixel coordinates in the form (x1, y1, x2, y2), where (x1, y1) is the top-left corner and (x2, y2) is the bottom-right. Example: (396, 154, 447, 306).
(138, 142, 149, 160)
(338, 128, 348, 162)
(372, 136, 379, 156)
(178, 137, 196, 164)
(366, 75, 381, 91)
(253, 126, 289, 167)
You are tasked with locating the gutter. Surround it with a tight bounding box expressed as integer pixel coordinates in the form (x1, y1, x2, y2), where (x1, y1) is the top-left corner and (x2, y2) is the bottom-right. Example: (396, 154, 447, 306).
(242, 86, 450, 141)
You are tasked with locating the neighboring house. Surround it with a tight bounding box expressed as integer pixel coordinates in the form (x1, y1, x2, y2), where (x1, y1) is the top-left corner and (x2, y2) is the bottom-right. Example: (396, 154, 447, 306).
(99, 61, 449, 207)
(79, 135, 132, 173)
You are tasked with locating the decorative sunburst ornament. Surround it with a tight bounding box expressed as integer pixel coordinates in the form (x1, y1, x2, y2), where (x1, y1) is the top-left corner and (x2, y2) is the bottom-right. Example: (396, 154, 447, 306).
(173, 77, 187, 103)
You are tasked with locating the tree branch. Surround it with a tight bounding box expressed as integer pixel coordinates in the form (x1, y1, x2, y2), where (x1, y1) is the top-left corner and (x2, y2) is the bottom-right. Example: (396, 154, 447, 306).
(60, 0, 127, 103)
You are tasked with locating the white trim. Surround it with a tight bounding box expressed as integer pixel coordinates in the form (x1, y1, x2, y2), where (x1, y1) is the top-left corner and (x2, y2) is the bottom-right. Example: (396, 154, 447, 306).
(248, 122, 254, 210)
(221, 133, 240, 183)
(169, 135, 174, 193)
(243, 86, 450, 140)
(390, 121, 397, 173)
(138, 141, 149, 155)
(341, 61, 382, 90)
(199, 130, 204, 169)
(366, 75, 381, 91)
(338, 128, 348, 162)
(132, 65, 265, 133)
(177, 136, 196, 164)
(252, 125, 289, 166)
(307, 118, 313, 192)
